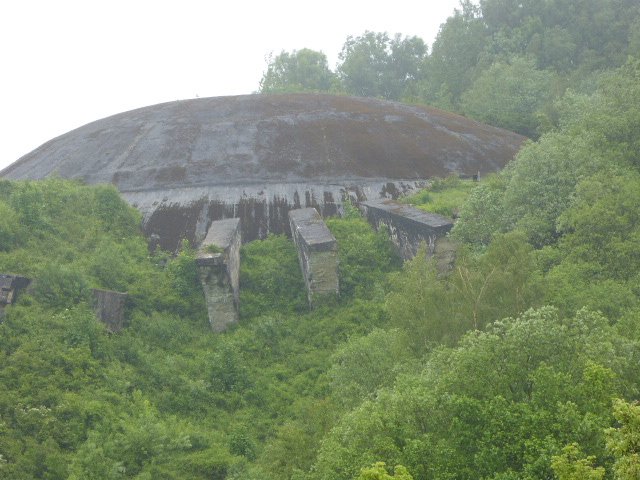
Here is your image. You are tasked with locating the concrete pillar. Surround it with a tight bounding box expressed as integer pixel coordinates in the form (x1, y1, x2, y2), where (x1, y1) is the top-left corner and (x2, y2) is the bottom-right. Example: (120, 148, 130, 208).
(288, 208, 339, 307)
(92, 289, 128, 332)
(196, 218, 241, 332)
(359, 199, 454, 262)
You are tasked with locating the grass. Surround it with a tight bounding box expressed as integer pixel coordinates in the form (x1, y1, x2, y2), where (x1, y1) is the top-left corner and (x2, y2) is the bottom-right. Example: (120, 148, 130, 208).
(205, 244, 224, 254)
(400, 176, 478, 217)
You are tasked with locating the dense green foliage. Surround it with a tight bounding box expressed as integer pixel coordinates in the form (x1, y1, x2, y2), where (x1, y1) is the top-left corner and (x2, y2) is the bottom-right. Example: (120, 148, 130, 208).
(356, 462, 414, 480)
(3, 3, 640, 478)
(453, 59, 640, 321)
(336, 32, 427, 100)
(312, 307, 638, 479)
(459, 57, 555, 137)
(320, 54, 640, 479)
(258, 40, 640, 480)
(325, 212, 401, 299)
(259, 49, 339, 94)
(239, 234, 307, 317)
(0, 181, 401, 479)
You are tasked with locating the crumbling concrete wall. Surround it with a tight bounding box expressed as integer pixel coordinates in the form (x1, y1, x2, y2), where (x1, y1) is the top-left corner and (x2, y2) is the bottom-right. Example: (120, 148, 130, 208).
(359, 199, 454, 261)
(0, 274, 31, 321)
(196, 218, 241, 332)
(92, 289, 128, 332)
(135, 179, 429, 252)
(288, 208, 339, 306)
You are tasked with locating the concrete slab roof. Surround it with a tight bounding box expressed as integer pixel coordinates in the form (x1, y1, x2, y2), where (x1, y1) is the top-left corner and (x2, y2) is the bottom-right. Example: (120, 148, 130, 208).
(1, 94, 525, 191)
(200, 218, 241, 249)
(360, 198, 454, 229)
(289, 208, 336, 248)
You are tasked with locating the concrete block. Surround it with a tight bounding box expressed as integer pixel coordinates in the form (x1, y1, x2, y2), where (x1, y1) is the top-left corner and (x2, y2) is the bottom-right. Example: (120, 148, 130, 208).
(92, 289, 128, 332)
(197, 218, 241, 332)
(0, 274, 31, 306)
(0, 274, 31, 321)
(359, 199, 454, 261)
(288, 208, 339, 306)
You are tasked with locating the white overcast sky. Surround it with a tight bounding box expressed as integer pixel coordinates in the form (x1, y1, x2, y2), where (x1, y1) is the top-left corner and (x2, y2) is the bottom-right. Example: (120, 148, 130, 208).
(0, 0, 462, 171)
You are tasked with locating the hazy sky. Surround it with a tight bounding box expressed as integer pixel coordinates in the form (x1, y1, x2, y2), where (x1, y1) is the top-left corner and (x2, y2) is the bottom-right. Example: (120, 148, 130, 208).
(0, 0, 462, 170)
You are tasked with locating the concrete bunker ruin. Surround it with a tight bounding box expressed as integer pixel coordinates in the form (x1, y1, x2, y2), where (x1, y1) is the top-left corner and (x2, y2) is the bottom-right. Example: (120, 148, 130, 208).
(0, 93, 526, 331)
(1, 94, 525, 253)
(92, 288, 128, 333)
(196, 218, 241, 332)
(289, 208, 339, 306)
(359, 199, 454, 261)
(0, 274, 31, 321)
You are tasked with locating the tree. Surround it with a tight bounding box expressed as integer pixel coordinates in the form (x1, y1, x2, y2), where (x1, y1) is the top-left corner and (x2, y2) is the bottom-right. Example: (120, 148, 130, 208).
(387, 232, 542, 350)
(325, 214, 400, 300)
(259, 49, 338, 93)
(356, 462, 414, 480)
(460, 57, 555, 137)
(386, 248, 457, 348)
(312, 306, 635, 479)
(606, 399, 640, 479)
(420, 3, 485, 108)
(551, 444, 605, 480)
(451, 174, 510, 249)
(479, 0, 639, 72)
(453, 59, 640, 252)
(337, 32, 427, 100)
(328, 328, 411, 409)
(556, 173, 640, 280)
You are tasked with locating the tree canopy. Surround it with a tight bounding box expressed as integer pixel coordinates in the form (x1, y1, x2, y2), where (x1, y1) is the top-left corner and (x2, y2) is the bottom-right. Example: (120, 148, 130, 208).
(259, 49, 338, 94)
(337, 32, 427, 100)
(259, 0, 640, 137)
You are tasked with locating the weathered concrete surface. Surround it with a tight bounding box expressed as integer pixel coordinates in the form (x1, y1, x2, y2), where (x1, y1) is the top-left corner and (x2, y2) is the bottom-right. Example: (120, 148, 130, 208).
(1, 94, 525, 250)
(359, 199, 454, 261)
(130, 179, 430, 251)
(92, 289, 128, 332)
(289, 208, 339, 306)
(2, 94, 525, 186)
(0, 274, 31, 321)
(196, 218, 241, 332)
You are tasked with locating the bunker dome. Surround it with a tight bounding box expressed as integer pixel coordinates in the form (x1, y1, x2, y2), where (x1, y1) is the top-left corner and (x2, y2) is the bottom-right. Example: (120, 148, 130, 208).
(1, 94, 525, 250)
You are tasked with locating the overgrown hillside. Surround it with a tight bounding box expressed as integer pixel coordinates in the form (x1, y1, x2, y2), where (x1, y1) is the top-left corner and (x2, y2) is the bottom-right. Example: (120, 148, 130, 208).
(2, 4, 640, 478)
(1, 59, 640, 479)
(302, 58, 640, 480)
(0, 180, 401, 479)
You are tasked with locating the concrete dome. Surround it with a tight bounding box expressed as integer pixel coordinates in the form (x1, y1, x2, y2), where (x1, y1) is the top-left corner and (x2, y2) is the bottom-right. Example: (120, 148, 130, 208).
(1, 94, 525, 249)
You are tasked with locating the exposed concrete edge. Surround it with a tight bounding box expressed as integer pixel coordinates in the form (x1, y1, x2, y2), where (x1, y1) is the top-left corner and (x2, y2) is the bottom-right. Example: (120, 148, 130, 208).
(196, 218, 241, 332)
(359, 198, 453, 230)
(288, 208, 339, 306)
(124, 179, 429, 219)
(359, 199, 454, 261)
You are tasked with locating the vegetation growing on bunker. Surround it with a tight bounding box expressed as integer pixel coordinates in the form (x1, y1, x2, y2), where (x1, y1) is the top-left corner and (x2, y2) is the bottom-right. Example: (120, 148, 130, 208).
(400, 175, 479, 218)
(1, 1, 640, 478)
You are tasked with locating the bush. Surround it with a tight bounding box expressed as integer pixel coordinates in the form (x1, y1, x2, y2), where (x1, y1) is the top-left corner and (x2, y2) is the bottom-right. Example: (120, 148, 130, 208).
(0, 201, 20, 251)
(401, 177, 477, 218)
(240, 235, 307, 318)
(33, 264, 90, 309)
(325, 216, 400, 300)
